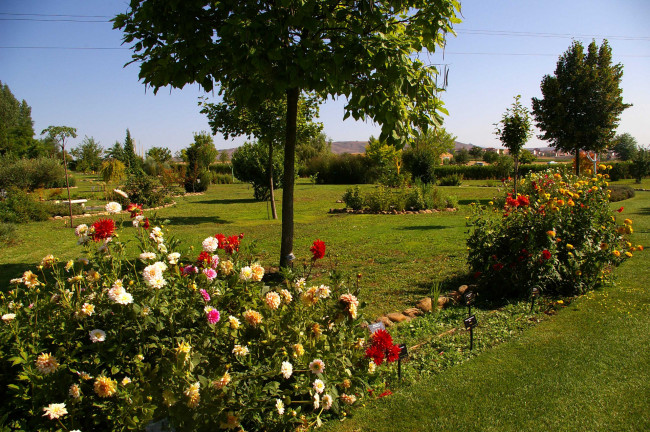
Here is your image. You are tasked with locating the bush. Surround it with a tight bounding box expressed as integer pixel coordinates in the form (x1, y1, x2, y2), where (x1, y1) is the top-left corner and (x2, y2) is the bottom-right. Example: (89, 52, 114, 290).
(0, 222, 17, 244)
(402, 147, 438, 184)
(212, 173, 234, 184)
(607, 161, 630, 181)
(303, 154, 373, 184)
(0, 223, 376, 431)
(607, 185, 635, 202)
(231, 142, 284, 200)
(438, 174, 463, 186)
(467, 168, 639, 298)
(0, 156, 73, 191)
(124, 173, 174, 207)
(0, 188, 51, 222)
(342, 186, 364, 210)
(184, 169, 210, 193)
(209, 163, 233, 175)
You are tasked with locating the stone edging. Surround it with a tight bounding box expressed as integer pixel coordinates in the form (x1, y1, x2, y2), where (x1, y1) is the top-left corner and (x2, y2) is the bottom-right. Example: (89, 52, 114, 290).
(329, 208, 457, 215)
(51, 201, 177, 221)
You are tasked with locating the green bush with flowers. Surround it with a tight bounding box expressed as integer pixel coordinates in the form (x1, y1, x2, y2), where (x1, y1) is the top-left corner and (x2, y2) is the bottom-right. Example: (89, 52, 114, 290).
(467, 167, 641, 298)
(0, 203, 385, 431)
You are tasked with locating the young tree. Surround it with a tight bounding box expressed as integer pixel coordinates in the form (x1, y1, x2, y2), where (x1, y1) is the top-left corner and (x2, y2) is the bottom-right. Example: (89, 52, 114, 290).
(122, 129, 142, 173)
(532, 40, 631, 175)
(519, 149, 537, 165)
(218, 150, 230, 164)
(454, 149, 470, 165)
(106, 141, 126, 162)
(41, 126, 77, 228)
(201, 92, 322, 219)
(612, 133, 638, 161)
(115, 0, 460, 267)
(495, 95, 533, 196)
(146, 146, 172, 164)
(469, 146, 484, 160)
(482, 151, 500, 164)
(629, 147, 650, 184)
(71, 136, 104, 173)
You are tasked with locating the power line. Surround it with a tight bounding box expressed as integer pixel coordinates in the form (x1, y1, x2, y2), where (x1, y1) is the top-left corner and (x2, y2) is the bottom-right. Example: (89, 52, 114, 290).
(0, 12, 111, 18)
(457, 28, 650, 42)
(0, 46, 127, 50)
(0, 17, 109, 23)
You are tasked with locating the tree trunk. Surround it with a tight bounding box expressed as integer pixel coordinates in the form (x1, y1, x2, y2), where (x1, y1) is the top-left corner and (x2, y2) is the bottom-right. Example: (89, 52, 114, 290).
(268, 140, 277, 220)
(62, 144, 74, 228)
(280, 87, 299, 268)
(575, 149, 580, 176)
(513, 155, 519, 197)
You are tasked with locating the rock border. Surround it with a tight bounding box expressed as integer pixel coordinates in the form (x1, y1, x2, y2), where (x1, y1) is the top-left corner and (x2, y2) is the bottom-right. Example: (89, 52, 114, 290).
(51, 201, 177, 221)
(329, 207, 457, 215)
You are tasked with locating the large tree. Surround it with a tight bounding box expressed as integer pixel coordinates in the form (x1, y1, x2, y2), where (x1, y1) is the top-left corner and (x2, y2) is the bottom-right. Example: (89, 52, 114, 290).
(612, 133, 638, 161)
(0, 81, 37, 156)
(532, 40, 631, 175)
(115, 0, 460, 267)
(201, 92, 322, 219)
(494, 95, 532, 196)
(71, 136, 104, 173)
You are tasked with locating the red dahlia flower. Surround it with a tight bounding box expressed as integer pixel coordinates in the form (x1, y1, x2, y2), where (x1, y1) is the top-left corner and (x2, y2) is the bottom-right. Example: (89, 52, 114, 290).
(617, 206, 624, 213)
(91, 219, 115, 241)
(365, 329, 400, 365)
(310, 239, 326, 260)
(126, 203, 143, 218)
(541, 250, 551, 260)
(517, 195, 530, 206)
(142, 218, 150, 229)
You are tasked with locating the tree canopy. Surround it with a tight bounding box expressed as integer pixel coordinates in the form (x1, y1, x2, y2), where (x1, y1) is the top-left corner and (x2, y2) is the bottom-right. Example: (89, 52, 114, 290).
(495, 95, 532, 194)
(531, 40, 630, 175)
(0, 81, 37, 156)
(612, 133, 638, 161)
(115, 0, 461, 266)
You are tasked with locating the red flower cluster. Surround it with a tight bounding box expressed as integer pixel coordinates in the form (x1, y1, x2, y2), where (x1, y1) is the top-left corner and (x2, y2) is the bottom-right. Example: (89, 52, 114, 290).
(505, 194, 530, 208)
(541, 249, 552, 260)
(91, 218, 115, 241)
(365, 329, 400, 365)
(126, 203, 143, 218)
(196, 251, 212, 268)
(215, 233, 242, 254)
(310, 239, 326, 261)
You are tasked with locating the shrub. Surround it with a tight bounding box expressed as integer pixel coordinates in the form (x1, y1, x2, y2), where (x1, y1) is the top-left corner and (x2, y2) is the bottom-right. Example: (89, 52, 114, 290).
(608, 185, 635, 202)
(467, 168, 639, 298)
(402, 147, 437, 184)
(208, 163, 233, 175)
(629, 148, 650, 183)
(0, 156, 72, 190)
(184, 169, 210, 193)
(0, 188, 51, 222)
(606, 161, 629, 181)
(124, 173, 174, 207)
(212, 173, 233, 184)
(342, 186, 364, 210)
(231, 141, 284, 200)
(0, 223, 374, 431)
(0, 222, 17, 244)
(438, 174, 463, 186)
(303, 154, 373, 184)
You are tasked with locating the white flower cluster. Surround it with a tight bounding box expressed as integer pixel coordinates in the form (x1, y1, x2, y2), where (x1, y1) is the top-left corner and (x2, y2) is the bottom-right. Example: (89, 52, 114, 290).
(105, 202, 122, 214)
(74, 224, 90, 244)
(149, 227, 164, 244)
(202, 236, 219, 252)
(132, 214, 144, 227)
(107, 279, 133, 305)
(143, 262, 167, 289)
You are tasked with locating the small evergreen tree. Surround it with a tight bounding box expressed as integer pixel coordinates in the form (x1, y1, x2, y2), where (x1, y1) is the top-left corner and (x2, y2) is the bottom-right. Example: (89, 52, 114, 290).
(495, 95, 532, 196)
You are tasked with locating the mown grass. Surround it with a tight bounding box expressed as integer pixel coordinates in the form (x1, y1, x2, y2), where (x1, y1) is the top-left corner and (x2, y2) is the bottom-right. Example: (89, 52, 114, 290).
(326, 189, 650, 432)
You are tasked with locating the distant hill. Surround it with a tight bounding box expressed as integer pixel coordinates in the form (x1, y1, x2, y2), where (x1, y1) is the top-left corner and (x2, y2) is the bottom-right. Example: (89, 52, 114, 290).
(330, 141, 367, 154)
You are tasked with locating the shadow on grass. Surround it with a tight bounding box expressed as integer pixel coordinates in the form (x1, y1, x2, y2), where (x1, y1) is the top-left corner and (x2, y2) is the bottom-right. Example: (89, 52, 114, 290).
(0, 263, 32, 290)
(164, 216, 232, 226)
(397, 225, 447, 231)
(458, 198, 492, 206)
(636, 207, 650, 215)
(196, 198, 259, 205)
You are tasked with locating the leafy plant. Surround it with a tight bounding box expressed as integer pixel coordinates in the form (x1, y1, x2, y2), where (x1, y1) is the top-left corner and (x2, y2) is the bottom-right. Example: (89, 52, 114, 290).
(467, 168, 639, 298)
(438, 174, 463, 186)
(342, 186, 364, 210)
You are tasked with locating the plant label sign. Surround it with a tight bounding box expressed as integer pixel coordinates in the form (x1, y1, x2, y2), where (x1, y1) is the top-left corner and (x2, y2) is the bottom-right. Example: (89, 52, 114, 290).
(368, 321, 386, 334)
(398, 343, 408, 359)
(464, 291, 476, 305)
(464, 315, 478, 329)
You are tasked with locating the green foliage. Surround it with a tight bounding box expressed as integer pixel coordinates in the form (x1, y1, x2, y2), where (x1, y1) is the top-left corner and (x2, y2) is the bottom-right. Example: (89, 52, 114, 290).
(106, 141, 126, 163)
(342, 186, 364, 210)
(453, 149, 470, 165)
(101, 159, 127, 184)
(231, 141, 284, 200)
(0, 224, 372, 431)
(0, 188, 50, 222)
(0, 221, 16, 244)
(518, 149, 537, 165)
(438, 174, 463, 186)
(71, 136, 104, 173)
(0, 81, 36, 156)
(187, 132, 218, 173)
(467, 169, 635, 298)
(492, 155, 515, 178)
(297, 132, 331, 167)
(607, 185, 635, 202)
(124, 173, 174, 207)
(211, 173, 233, 185)
(629, 148, 650, 184)
(341, 183, 454, 212)
(482, 151, 500, 164)
(612, 133, 638, 161)
(208, 164, 233, 175)
(532, 40, 631, 174)
(0, 156, 72, 190)
(146, 146, 172, 164)
(303, 154, 372, 184)
(122, 129, 141, 173)
(494, 95, 532, 163)
(401, 128, 456, 185)
(469, 146, 484, 159)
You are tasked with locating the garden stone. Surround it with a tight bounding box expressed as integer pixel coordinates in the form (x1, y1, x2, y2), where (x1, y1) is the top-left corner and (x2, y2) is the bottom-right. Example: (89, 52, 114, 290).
(379, 316, 394, 327)
(438, 296, 450, 308)
(386, 312, 410, 323)
(416, 297, 433, 313)
(402, 307, 422, 318)
(458, 284, 469, 294)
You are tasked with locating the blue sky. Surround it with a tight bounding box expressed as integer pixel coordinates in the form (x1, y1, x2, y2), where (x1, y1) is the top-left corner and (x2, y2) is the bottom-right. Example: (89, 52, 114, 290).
(1, 0, 648, 153)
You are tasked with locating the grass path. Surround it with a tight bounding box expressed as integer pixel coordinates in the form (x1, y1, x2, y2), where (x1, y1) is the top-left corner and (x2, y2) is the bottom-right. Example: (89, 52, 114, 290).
(329, 191, 650, 431)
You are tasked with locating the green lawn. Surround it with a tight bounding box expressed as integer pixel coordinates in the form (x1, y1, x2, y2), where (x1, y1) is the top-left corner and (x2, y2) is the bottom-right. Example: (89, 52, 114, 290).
(1, 176, 648, 431)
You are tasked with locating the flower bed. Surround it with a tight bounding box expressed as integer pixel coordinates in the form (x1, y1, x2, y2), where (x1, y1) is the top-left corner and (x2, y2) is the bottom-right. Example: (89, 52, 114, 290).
(0, 204, 386, 431)
(467, 167, 640, 298)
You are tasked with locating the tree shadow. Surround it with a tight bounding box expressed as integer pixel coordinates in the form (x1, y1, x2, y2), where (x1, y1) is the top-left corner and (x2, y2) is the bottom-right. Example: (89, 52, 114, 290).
(164, 216, 232, 226)
(458, 198, 492, 206)
(0, 263, 32, 289)
(636, 207, 650, 215)
(196, 198, 259, 205)
(397, 225, 447, 231)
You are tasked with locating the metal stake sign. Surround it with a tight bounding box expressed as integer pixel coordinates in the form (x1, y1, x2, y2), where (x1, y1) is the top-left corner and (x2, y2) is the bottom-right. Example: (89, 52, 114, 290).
(463, 315, 478, 351)
(397, 343, 408, 380)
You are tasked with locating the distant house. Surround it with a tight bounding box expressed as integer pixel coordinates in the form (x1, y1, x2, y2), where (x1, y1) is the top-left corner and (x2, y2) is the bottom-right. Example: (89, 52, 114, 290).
(440, 152, 453, 163)
(484, 147, 505, 155)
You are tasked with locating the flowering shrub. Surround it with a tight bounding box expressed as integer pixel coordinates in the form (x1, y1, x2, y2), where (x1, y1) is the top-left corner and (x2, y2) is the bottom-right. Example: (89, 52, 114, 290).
(467, 168, 640, 297)
(0, 215, 374, 431)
